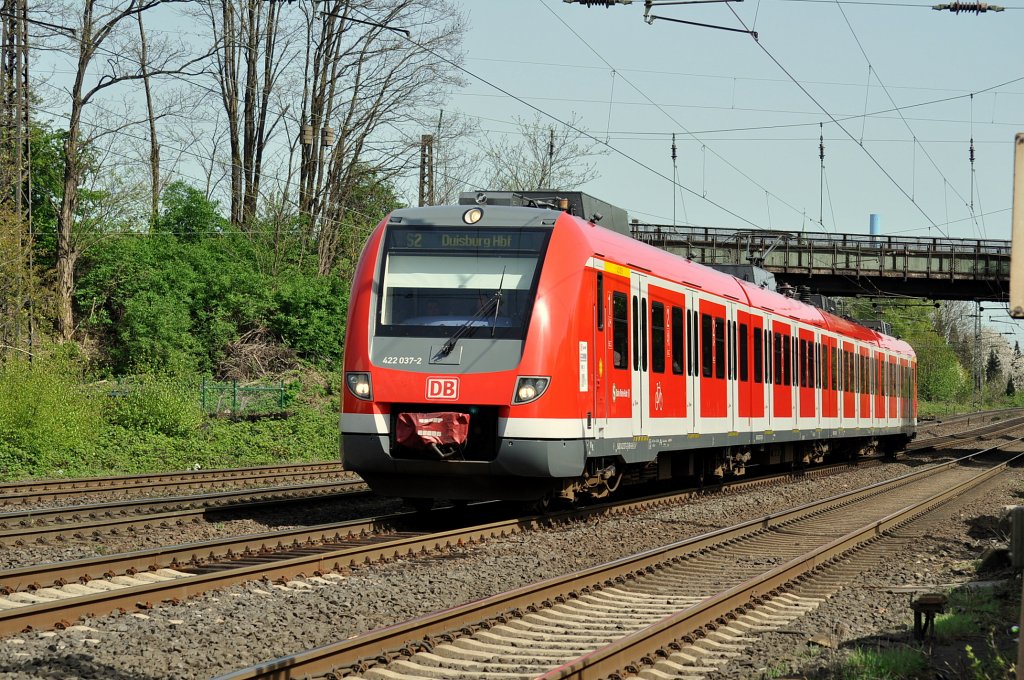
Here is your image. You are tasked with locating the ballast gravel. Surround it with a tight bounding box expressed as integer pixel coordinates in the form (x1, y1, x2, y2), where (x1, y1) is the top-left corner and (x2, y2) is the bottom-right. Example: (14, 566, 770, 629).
(0, 445, 1019, 678)
(0, 489, 401, 571)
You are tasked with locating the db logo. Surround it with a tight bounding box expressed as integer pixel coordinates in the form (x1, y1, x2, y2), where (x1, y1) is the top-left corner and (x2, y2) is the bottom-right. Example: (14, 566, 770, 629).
(426, 376, 459, 400)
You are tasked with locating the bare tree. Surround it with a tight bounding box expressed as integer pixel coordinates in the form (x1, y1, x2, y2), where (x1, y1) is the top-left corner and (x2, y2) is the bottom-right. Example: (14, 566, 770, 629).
(427, 110, 480, 205)
(136, 12, 159, 228)
(479, 112, 605, 192)
(297, 0, 465, 275)
(44, 0, 208, 341)
(205, 0, 297, 231)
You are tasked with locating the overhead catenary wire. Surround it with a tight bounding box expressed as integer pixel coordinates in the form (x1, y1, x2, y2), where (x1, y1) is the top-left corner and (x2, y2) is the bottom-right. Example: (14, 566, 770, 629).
(725, 3, 948, 237)
(347, 6, 766, 229)
(831, 0, 980, 236)
(451, 85, 1024, 135)
(538, 0, 811, 228)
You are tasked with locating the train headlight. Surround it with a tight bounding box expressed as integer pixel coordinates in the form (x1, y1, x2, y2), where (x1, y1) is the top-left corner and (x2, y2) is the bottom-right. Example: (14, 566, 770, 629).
(345, 372, 373, 400)
(512, 376, 550, 405)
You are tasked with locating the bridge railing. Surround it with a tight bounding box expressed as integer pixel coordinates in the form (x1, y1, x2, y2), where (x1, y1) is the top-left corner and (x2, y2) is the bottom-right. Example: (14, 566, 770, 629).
(630, 224, 1011, 257)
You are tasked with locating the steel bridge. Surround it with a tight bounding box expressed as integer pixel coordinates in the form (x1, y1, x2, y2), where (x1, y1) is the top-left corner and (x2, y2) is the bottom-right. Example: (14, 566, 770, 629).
(632, 224, 1010, 302)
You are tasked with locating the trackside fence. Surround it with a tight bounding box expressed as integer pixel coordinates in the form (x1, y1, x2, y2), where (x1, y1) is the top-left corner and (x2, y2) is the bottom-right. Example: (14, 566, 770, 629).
(200, 378, 287, 415)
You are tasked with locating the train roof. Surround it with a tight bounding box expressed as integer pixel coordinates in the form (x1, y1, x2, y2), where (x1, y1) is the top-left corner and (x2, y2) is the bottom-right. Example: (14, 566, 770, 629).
(555, 212, 915, 358)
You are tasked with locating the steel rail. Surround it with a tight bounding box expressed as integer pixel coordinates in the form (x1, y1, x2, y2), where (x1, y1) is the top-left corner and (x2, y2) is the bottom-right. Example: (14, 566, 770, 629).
(210, 442, 1018, 680)
(908, 414, 1024, 448)
(0, 480, 370, 545)
(0, 461, 345, 505)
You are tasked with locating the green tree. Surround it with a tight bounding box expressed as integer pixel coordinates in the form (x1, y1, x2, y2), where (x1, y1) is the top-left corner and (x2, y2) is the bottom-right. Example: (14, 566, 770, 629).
(986, 348, 1001, 384)
(156, 180, 227, 241)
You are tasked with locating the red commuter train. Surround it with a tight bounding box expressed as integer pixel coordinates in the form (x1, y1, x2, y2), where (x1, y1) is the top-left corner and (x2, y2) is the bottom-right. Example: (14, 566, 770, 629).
(341, 198, 917, 505)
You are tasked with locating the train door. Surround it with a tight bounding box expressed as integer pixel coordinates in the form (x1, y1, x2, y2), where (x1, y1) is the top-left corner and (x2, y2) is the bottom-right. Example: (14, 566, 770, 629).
(798, 327, 816, 422)
(889, 356, 898, 419)
(736, 309, 752, 432)
(592, 270, 608, 438)
(647, 286, 687, 434)
(859, 347, 871, 427)
(684, 290, 699, 435)
(821, 335, 836, 424)
(747, 313, 769, 433)
(726, 301, 738, 435)
(771, 320, 793, 428)
(760, 313, 774, 434)
(698, 297, 728, 425)
(630, 274, 649, 436)
(842, 341, 856, 420)
(875, 351, 885, 425)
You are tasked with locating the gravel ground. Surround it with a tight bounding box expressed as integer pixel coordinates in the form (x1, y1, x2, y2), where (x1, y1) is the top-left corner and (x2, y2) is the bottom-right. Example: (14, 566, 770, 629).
(0, 490, 402, 571)
(2, 444, 1017, 680)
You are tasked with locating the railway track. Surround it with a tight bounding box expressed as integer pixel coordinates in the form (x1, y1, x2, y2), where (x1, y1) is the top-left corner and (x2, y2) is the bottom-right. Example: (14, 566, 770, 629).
(0, 479, 370, 546)
(215, 442, 1020, 680)
(0, 461, 873, 638)
(1, 411, 1003, 548)
(908, 413, 1024, 450)
(0, 461, 347, 507)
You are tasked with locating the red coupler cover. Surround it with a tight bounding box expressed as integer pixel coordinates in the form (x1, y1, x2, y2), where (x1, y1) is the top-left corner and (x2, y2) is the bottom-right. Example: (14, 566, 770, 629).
(395, 412, 470, 449)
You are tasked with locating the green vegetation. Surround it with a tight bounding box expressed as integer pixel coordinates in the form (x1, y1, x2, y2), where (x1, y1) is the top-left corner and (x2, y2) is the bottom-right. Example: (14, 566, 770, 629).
(0, 356, 339, 480)
(936, 588, 1003, 641)
(0, 173, 393, 480)
(821, 585, 1017, 680)
(832, 646, 929, 679)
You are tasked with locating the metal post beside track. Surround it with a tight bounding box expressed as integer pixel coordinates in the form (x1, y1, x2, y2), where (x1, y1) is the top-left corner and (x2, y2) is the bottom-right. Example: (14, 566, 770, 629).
(1010, 133, 1024, 318)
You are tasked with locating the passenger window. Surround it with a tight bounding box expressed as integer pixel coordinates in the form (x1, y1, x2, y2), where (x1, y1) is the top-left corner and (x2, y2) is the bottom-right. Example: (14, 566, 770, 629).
(612, 292, 627, 369)
(671, 306, 683, 375)
(773, 332, 782, 385)
(830, 344, 837, 390)
(632, 296, 639, 371)
(783, 334, 792, 386)
(739, 323, 749, 382)
(811, 342, 818, 388)
(651, 302, 665, 374)
(688, 310, 696, 376)
(799, 338, 807, 388)
(701, 313, 713, 378)
(753, 327, 762, 383)
(641, 299, 648, 372)
(715, 316, 726, 379)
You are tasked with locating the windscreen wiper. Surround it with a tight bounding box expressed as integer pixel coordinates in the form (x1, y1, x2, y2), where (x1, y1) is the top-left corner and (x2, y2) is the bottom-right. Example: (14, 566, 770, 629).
(491, 267, 506, 338)
(434, 292, 501, 361)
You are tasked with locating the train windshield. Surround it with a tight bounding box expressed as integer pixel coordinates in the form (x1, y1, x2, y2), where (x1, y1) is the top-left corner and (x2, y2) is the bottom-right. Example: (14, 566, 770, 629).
(376, 225, 552, 340)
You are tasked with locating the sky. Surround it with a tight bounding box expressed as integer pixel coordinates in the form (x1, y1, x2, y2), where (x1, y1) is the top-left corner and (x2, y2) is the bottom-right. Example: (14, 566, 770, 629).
(447, 0, 1022, 244)
(31, 1, 1024, 340)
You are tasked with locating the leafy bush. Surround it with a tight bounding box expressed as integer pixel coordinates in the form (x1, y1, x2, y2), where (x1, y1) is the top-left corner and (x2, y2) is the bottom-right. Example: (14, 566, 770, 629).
(268, 275, 348, 366)
(105, 377, 203, 437)
(0, 361, 339, 481)
(0, 354, 102, 477)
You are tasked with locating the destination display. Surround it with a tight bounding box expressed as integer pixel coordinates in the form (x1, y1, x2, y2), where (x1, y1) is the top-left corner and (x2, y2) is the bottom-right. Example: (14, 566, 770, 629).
(387, 226, 548, 253)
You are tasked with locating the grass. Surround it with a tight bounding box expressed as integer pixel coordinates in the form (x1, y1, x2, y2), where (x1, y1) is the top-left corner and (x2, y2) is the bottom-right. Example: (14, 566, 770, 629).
(833, 646, 929, 679)
(0, 359, 340, 480)
(761, 661, 791, 678)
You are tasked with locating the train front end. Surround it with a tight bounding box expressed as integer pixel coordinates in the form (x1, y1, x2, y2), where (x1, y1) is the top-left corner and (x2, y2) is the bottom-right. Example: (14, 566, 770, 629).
(341, 205, 582, 502)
